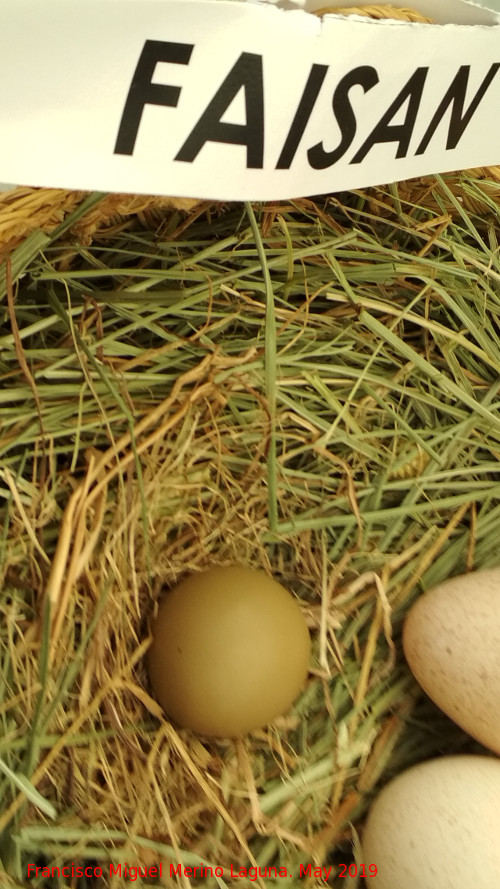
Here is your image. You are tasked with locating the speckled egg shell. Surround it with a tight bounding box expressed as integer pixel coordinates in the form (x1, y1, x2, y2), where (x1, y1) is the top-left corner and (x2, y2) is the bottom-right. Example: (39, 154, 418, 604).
(361, 755, 500, 889)
(403, 568, 500, 754)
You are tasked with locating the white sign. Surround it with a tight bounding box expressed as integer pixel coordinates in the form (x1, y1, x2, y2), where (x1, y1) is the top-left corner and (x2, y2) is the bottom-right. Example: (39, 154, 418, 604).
(0, 0, 499, 199)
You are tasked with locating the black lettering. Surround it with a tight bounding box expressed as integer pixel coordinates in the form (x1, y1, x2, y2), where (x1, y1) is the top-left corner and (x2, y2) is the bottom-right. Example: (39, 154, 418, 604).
(175, 53, 264, 167)
(276, 64, 328, 169)
(416, 63, 500, 154)
(307, 66, 379, 169)
(114, 40, 193, 155)
(351, 67, 428, 163)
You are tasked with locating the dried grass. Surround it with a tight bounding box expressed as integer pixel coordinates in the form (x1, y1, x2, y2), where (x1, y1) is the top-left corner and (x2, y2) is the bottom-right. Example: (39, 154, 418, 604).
(1, 172, 498, 887)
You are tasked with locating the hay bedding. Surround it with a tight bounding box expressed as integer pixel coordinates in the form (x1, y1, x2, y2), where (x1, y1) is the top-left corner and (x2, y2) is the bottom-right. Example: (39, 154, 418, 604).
(1, 8, 500, 887)
(1, 174, 499, 889)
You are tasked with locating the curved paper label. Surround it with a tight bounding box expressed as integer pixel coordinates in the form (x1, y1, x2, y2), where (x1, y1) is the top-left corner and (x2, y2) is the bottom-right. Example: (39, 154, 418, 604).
(0, 0, 499, 199)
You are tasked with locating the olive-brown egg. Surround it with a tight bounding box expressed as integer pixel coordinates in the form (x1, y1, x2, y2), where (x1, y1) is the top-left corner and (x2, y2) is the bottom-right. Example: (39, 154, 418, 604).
(147, 565, 311, 737)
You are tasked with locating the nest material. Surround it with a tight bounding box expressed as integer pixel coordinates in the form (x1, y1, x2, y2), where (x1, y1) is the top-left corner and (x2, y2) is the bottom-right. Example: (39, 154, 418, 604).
(0, 188, 202, 258)
(2, 183, 498, 887)
(3, 161, 500, 258)
(315, 4, 434, 21)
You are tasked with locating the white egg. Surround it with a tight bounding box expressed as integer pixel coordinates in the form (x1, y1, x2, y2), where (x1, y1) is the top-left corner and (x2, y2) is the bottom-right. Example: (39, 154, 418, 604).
(361, 756, 500, 889)
(403, 567, 500, 754)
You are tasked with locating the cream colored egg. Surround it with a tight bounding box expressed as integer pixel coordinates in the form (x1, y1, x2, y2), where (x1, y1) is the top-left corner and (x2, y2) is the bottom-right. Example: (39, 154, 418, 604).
(147, 565, 311, 738)
(403, 568, 500, 754)
(361, 756, 500, 889)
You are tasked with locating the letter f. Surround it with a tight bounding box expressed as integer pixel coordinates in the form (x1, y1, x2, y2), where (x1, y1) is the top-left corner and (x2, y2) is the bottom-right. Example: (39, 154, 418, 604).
(114, 39, 193, 155)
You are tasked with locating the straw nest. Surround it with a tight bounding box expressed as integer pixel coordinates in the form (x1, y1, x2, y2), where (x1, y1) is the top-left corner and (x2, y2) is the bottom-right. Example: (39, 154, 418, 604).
(1, 6, 500, 889)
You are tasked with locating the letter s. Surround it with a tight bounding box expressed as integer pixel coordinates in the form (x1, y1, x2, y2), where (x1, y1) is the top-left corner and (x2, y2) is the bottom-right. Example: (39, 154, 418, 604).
(307, 66, 379, 169)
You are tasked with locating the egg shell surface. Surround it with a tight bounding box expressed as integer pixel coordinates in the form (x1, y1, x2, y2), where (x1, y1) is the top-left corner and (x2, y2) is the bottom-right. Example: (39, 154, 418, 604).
(147, 565, 311, 737)
(361, 755, 500, 889)
(402, 567, 500, 754)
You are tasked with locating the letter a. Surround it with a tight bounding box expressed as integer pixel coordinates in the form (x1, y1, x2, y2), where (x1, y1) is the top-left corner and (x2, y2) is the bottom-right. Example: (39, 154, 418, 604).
(351, 67, 428, 163)
(175, 53, 264, 168)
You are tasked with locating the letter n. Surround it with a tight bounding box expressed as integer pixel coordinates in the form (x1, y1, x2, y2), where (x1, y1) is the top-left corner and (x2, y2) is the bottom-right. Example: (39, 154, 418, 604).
(416, 63, 500, 154)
